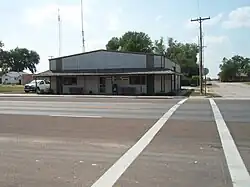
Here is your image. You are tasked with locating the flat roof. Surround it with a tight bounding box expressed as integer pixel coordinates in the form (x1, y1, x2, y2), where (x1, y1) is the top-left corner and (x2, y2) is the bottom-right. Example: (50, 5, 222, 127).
(34, 70, 182, 77)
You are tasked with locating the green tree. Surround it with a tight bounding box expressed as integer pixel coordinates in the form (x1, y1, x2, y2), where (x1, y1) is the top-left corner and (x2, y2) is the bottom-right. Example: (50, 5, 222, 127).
(0, 41, 7, 73)
(0, 41, 4, 61)
(0, 41, 3, 48)
(0, 51, 11, 73)
(8, 48, 40, 73)
(106, 33, 199, 79)
(0, 47, 40, 74)
(219, 55, 250, 82)
(106, 37, 120, 51)
(106, 31, 153, 53)
(219, 57, 239, 82)
(165, 38, 199, 77)
(153, 37, 166, 55)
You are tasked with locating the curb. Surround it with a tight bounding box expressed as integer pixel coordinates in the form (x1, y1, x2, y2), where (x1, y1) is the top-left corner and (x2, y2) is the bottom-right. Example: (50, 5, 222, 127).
(0, 94, 186, 100)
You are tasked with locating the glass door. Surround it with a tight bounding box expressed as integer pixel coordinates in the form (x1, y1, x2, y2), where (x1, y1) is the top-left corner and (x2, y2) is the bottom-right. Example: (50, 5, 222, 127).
(99, 77, 106, 93)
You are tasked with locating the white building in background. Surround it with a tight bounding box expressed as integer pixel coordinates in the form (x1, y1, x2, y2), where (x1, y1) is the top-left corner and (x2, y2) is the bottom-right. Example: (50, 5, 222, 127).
(35, 50, 181, 95)
(1, 71, 26, 84)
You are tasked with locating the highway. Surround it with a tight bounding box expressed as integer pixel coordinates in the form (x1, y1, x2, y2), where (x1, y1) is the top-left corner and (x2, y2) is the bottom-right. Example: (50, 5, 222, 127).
(0, 96, 249, 187)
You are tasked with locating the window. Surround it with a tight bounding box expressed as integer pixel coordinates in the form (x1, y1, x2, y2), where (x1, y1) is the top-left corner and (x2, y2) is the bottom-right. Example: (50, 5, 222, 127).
(63, 77, 77, 85)
(40, 81, 44, 85)
(129, 76, 145, 85)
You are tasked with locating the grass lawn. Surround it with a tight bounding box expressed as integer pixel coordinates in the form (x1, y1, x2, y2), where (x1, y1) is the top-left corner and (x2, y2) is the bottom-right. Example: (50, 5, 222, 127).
(0, 84, 24, 93)
(244, 82, 250, 85)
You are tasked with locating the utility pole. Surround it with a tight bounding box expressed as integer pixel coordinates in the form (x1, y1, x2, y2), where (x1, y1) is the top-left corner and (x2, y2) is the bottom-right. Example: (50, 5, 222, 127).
(191, 16, 210, 94)
(202, 33, 207, 95)
(80, 0, 85, 52)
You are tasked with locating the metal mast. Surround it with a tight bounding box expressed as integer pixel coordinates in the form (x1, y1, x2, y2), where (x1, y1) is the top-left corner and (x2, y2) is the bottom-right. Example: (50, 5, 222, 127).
(80, 0, 85, 52)
(58, 8, 62, 57)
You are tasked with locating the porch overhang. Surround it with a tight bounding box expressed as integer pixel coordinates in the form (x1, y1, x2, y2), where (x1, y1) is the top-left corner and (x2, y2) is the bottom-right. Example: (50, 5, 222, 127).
(34, 70, 182, 77)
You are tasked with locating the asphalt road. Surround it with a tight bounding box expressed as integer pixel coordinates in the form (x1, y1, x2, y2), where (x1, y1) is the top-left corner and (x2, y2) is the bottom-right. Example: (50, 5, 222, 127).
(212, 82, 250, 98)
(0, 96, 249, 187)
(0, 97, 178, 119)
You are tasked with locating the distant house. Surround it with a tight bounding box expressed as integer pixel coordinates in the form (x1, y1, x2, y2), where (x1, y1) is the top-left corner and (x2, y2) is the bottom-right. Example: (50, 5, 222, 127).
(1, 71, 30, 85)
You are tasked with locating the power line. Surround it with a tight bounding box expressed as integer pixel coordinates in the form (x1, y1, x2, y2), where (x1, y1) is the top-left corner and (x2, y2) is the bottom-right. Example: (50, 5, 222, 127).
(197, 0, 201, 17)
(191, 16, 210, 94)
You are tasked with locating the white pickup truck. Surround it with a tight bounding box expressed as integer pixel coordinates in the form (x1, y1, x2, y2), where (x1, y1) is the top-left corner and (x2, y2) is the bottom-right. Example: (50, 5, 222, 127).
(24, 79, 51, 94)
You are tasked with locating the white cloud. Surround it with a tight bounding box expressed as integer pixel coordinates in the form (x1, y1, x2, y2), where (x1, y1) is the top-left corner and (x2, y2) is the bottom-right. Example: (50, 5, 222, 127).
(106, 8, 123, 31)
(204, 35, 228, 46)
(22, 3, 90, 28)
(186, 20, 199, 30)
(186, 34, 230, 77)
(206, 13, 223, 26)
(188, 35, 228, 46)
(223, 6, 250, 28)
(86, 39, 107, 50)
(186, 13, 223, 30)
(203, 40, 233, 78)
(155, 15, 163, 22)
(107, 14, 120, 31)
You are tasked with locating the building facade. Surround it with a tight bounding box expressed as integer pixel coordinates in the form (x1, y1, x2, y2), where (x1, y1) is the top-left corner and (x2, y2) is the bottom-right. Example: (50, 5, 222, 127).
(1, 71, 28, 85)
(35, 50, 181, 95)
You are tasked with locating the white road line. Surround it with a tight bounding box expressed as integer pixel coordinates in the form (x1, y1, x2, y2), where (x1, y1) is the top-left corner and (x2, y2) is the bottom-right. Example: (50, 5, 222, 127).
(90, 98, 188, 187)
(0, 110, 102, 118)
(209, 99, 250, 187)
(214, 97, 250, 100)
(49, 114, 102, 118)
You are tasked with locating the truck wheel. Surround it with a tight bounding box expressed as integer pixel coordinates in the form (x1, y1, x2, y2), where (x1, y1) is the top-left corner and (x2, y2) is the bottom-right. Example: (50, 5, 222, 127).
(36, 87, 41, 94)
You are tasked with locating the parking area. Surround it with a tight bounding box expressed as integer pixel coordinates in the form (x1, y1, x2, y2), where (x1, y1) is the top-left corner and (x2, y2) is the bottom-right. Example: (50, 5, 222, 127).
(0, 97, 249, 186)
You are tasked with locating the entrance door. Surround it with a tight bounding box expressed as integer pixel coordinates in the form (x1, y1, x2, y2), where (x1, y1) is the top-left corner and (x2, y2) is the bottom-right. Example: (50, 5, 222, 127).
(147, 75, 154, 95)
(56, 76, 63, 94)
(99, 77, 106, 94)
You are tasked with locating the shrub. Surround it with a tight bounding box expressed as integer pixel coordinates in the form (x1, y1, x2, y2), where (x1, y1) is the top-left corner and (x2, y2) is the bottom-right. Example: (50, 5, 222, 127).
(191, 76, 200, 86)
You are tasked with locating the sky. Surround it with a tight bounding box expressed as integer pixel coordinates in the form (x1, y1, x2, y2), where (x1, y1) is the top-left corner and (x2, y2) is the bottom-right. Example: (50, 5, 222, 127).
(0, 0, 250, 78)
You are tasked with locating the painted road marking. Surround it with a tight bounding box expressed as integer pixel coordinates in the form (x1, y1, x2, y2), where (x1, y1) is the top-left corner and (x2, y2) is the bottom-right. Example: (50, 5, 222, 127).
(214, 97, 250, 100)
(49, 114, 102, 118)
(0, 110, 102, 118)
(90, 98, 188, 187)
(188, 97, 250, 100)
(209, 99, 250, 187)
